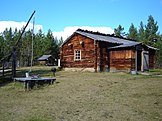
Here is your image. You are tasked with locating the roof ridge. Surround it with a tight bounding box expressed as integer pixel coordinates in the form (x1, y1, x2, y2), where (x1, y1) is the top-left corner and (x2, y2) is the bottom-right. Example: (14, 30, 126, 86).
(76, 28, 136, 41)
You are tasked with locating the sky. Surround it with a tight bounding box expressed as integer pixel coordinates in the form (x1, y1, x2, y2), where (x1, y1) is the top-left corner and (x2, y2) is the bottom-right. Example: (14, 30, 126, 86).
(0, 0, 162, 40)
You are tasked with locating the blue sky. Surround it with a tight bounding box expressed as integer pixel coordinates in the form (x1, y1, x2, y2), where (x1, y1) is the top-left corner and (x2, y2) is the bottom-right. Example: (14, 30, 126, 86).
(0, 0, 162, 40)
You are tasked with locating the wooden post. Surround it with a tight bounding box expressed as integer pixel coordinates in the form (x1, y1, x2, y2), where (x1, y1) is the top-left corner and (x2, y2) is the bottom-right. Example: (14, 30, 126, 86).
(2, 59, 5, 76)
(135, 46, 138, 72)
(12, 47, 16, 77)
(141, 51, 144, 72)
(94, 40, 97, 72)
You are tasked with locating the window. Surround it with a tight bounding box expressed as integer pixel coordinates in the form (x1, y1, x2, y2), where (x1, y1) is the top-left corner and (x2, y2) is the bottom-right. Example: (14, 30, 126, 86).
(74, 50, 81, 60)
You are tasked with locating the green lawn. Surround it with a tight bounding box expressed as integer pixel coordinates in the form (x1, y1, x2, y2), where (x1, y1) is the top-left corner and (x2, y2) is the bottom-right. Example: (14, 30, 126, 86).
(0, 66, 162, 121)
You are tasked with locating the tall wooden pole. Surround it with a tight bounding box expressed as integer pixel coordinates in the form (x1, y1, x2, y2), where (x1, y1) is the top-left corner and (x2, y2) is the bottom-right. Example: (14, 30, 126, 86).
(2, 59, 5, 76)
(30, 17, 35, 72)
(12, 10, 36, 77)
(12, 47, 16, 77)
(94, 40, 97, 72)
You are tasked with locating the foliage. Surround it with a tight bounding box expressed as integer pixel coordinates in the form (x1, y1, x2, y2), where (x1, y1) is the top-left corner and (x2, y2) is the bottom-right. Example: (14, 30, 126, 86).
(145, 15, 159, 45)
(155, 34, 162, 67)
(138, 21, 146, 42)
(114, 24, 126, 37)
(0, 28, 63, 67)
(127, 23, 138, 40)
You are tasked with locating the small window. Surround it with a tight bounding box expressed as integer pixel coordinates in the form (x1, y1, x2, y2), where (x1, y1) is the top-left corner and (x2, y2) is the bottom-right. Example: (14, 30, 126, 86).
(74, 50, 81, 60)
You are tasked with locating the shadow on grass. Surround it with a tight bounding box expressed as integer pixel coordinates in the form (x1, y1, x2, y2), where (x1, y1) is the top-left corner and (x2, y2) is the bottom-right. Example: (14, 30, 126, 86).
(0, 74, 13, 87)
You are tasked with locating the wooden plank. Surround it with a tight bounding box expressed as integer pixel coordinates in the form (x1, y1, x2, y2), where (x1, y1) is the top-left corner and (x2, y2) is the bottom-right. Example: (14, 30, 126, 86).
(110, 49, 135, 71)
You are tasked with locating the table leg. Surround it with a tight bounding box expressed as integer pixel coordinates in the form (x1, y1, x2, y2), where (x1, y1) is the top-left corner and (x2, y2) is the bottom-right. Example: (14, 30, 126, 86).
(27, 80, 32, 91)
(35, 80, 38, 88)
(51, 79, 54, 84)
(24, 81, 28, 91)
(26, 81, 30, 91)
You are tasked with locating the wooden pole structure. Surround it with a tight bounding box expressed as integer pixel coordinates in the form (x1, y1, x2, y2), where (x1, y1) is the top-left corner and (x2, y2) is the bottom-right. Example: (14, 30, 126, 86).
(12, 10, 36, 77)
(15, 11, 36, 47)
(12, 47, 16, 77)
(2, 59, 5, 76)
(94, 40, 97, 72)
(30, 17, 35, 72)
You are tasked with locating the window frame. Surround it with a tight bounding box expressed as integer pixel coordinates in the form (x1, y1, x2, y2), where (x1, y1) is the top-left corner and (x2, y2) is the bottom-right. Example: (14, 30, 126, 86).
(74, 49, 81, 61)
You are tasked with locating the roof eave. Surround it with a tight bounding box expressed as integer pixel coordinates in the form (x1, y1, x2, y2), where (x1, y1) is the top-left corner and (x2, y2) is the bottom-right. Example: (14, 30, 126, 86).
(108, 43, 142, 50)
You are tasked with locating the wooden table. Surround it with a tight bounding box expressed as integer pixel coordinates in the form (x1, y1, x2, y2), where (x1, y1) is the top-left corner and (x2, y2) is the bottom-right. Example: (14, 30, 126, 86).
(14, 77, 56, 90)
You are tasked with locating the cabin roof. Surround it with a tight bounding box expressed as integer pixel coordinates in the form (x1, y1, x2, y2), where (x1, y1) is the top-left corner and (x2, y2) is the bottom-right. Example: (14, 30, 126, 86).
(62, 29, 140, 46)
(108, 43, 158, 50)
(145, 45, 159, 50)
(76, 29, 140, 45)
(38, 55, 52, 61)
(108, 43, 142, 49)
(62, 29, 158, 50)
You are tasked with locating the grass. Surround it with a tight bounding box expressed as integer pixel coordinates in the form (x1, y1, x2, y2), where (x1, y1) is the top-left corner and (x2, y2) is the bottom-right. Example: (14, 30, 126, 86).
(145, 69, 162, 75)
(0, 66, 162, 121)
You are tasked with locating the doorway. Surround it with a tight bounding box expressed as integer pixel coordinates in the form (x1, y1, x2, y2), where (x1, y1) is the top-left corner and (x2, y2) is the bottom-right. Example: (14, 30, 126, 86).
(137, 50, 142, 71)
(142, 51, 149, 71)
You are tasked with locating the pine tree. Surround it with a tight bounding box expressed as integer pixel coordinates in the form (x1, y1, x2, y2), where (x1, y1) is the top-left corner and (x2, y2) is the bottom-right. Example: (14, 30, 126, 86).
(155, 34, 162, 67)
(59, 37, 64, 47)
(114, 25, 125, 37)
(3, 28, 13, 57)
(34, 29, 45, 62)
(20, 30, 33, 66)
(138, 21, 146, 42)
(127, 23, 138, 40)
(145, 15, 159, 45)
(0, 35, 4, 60)
(45, 29, 54, 55)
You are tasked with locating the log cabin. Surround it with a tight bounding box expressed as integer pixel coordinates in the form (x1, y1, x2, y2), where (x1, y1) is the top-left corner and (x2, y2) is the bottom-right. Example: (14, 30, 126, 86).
(60, 29, 157, 72)
(38, 55, 53, 65)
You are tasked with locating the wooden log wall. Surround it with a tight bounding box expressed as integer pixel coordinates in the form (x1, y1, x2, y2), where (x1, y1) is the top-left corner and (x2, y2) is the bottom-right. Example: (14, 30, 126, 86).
(60, 34, 95, 68)
(109, 49, 136, 71)
(97, 42, 117, 71)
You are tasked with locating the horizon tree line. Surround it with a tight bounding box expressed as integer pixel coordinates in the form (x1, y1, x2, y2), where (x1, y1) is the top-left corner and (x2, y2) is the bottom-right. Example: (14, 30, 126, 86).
(0, 28, 63, 67)
(0, 15, 162, 68)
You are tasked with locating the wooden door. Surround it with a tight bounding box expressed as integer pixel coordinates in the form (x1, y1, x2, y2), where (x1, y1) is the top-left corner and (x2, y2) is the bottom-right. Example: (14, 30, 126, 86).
(142, 51, 149, 71)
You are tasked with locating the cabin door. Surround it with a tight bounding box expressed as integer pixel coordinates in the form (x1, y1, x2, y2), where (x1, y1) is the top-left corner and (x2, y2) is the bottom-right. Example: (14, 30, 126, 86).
(142, 51, 149, 71)
(137, 50, 142, 71)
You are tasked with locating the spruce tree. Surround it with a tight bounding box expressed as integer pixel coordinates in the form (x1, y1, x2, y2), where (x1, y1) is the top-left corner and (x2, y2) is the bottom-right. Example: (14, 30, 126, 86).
(138, 21, 146, 42)
(145, 15, 159, 45)
(114, 25, 125, 37)
(127, 23, 138, 40)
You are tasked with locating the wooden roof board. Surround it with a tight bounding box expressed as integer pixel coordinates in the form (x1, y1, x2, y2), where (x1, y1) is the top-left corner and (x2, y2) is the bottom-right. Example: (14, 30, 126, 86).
(76, 30, 140, 45)
(38, 55, 52, 61)
(61, 29, 140, 46)
(108, 43, 142, 49)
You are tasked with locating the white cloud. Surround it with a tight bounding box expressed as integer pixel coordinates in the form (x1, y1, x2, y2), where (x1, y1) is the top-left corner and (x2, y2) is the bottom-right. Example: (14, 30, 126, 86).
(52, 26, 114, 40)
(0, 22, 114, 41)
(0, 21, 43, 33)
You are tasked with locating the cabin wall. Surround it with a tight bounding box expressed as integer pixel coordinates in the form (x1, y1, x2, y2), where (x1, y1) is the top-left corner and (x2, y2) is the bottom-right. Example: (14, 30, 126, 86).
(38, 56, 53, 65)
(60, 34, 96, 70)
(39, 61, 46, 65)
(60, 33, 156, 72)
(98, 42, 117, 71)
(109, 49, 136, 71)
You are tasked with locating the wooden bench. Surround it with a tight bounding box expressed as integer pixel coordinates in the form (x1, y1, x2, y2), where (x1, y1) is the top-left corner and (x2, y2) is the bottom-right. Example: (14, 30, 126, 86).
(14, 77, 56, 90)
